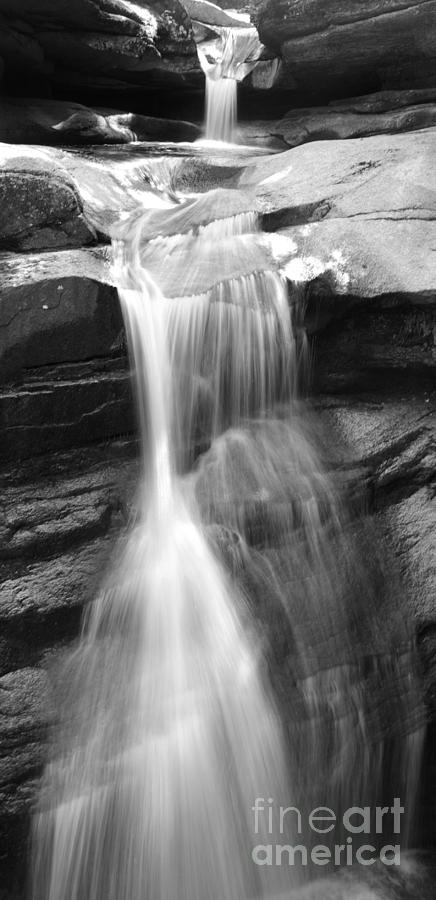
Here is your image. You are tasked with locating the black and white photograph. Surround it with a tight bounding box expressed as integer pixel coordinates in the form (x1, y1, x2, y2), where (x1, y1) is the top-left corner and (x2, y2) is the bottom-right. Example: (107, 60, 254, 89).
(0, 1, 435, 898)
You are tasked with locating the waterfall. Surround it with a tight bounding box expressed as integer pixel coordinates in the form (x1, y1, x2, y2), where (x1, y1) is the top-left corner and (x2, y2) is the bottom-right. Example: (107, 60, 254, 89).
(205, 79, 237, 142)
(29, 74, 425, 900)
(197, 25, 263, 141)
(30, 200, 305, 900)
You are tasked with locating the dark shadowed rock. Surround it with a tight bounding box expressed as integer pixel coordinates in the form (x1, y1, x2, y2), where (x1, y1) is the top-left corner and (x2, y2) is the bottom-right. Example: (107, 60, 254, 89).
(379, 486, 436, 624)
(0, 244, 134, 461)
(311, 301, 436, 393)
(36, 30, 161, 75)
(0, 667, 54, 784)
(257, 0, 436, 99)
(0, 99, 201, 145)
(0, 99, 91, 146)
(0, 248, 118, 381)
(0, 0, 200, 97)
(0, 359, 134, 462)
(0, 13, 47, 92)
(97, 111, 200, 143)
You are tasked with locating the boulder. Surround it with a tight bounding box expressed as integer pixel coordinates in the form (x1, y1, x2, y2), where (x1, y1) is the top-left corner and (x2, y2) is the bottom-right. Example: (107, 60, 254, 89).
(257, 0, 436, 100)
(0, 146, 96, 250)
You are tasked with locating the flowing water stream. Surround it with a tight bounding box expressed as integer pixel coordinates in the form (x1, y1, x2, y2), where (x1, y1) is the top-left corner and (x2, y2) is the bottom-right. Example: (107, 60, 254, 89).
(29, 32, 427, 900)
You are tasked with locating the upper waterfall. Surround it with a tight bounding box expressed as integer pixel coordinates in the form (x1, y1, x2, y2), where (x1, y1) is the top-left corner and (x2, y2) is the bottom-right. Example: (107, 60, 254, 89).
(197, 21, 265, 141)
(180, 0, 278, 142)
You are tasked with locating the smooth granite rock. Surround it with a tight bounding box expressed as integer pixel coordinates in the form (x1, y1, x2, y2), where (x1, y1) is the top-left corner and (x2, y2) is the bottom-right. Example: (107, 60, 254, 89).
(241, 130, 436, 226)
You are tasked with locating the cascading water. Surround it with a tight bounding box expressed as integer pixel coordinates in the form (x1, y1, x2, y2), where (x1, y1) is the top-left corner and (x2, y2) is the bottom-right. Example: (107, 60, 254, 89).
(30, 199, 305, 900)
(197, 24, 263, 141)
(29, 46, 426, 900)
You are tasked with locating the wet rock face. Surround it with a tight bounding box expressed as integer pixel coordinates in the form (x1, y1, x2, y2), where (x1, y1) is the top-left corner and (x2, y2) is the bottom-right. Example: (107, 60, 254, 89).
(257, 0, 436, 100)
